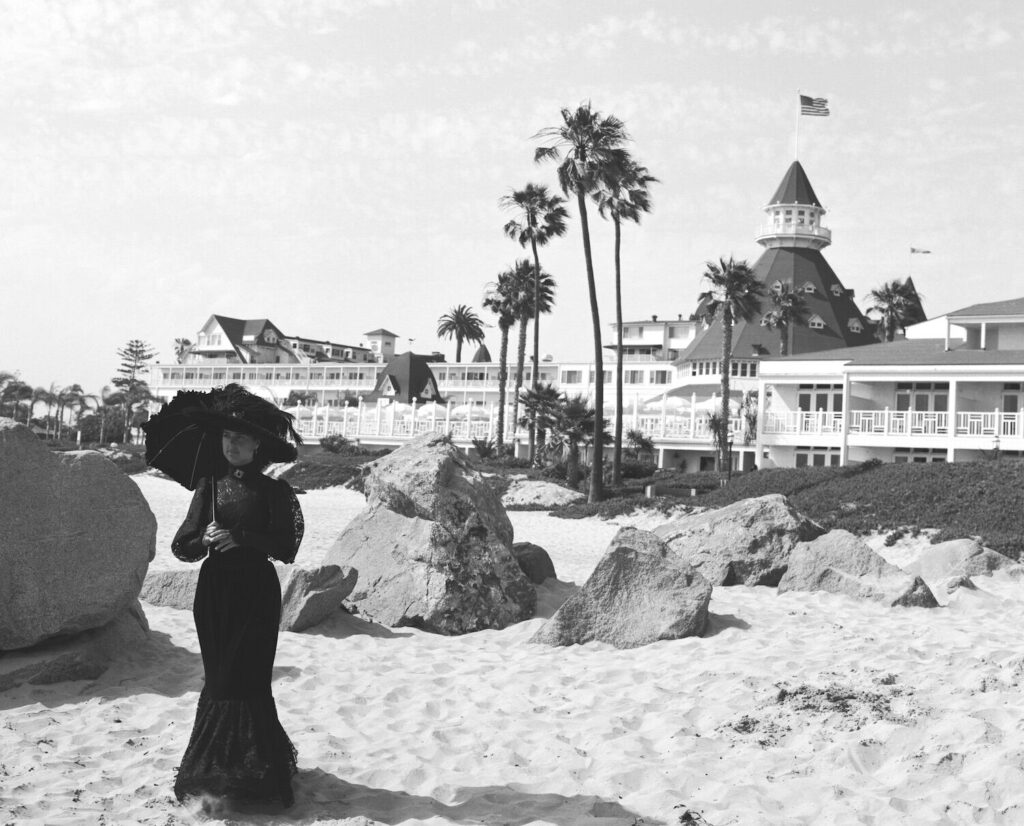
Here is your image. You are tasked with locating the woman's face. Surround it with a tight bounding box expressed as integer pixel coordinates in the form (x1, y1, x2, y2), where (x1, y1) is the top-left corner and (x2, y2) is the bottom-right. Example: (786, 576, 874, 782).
(222, 429, 260, 467)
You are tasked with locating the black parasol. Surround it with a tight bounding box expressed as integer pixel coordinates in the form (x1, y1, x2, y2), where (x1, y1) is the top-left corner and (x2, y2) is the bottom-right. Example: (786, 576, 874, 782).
(141, 389, 224, 491)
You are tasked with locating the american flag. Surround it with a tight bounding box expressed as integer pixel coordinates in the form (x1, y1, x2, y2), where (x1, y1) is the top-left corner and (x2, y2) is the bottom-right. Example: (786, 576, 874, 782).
(910, 247, 932, 254)
(799, 95, 830, 116)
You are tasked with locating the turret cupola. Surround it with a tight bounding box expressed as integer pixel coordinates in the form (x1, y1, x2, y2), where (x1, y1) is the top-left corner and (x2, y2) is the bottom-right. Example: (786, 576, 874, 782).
(755, 160, 831, 251)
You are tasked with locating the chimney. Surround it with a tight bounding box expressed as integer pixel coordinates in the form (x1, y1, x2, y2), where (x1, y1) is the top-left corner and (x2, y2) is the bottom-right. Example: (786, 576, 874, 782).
(677, 314, 682, 321)
(652, 314, 658, 322)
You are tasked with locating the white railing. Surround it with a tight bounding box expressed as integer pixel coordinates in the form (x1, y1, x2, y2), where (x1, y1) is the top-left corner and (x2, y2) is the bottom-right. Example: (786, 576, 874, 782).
(755, 223, 832, 242)
(763, 411, 845, 435)
(294, 406, 744, 447)
(764, 409, 1024, 440)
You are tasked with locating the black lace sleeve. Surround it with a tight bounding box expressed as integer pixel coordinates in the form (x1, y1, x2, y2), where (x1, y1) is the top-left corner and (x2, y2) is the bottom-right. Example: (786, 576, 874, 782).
(268, 478, 303, 564)
(171, 478, 212, 563)
(228, 477, 303, 564)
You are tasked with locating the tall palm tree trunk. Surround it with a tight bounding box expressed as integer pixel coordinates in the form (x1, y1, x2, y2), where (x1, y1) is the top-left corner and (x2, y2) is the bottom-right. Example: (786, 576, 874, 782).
(495, 326, 509, 450)
(512, 316, 529, 456)
(720, 306, 733, 472)
(529, 238, 543, 464)
(612, 216, 624, 486)
(455, 336, 463, 362)
(577, 191, 604, 502)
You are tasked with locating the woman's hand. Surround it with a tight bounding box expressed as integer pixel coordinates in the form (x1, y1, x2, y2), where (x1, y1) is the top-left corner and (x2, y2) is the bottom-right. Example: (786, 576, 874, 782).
(204, 523, 240, 553)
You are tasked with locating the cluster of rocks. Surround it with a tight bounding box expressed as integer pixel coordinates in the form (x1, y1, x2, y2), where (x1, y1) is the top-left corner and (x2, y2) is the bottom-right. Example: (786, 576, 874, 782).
(9, 417, 1021, 675)
(531, 493, 1024, 649)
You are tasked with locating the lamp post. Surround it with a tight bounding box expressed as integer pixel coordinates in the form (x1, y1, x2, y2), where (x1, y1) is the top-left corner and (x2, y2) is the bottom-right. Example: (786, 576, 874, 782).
(993, 434, 1001, 461)
(727, 439, 734, 481)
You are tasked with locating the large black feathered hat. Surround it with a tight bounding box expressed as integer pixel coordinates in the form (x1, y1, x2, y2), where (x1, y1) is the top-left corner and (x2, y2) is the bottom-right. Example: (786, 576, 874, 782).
(184, 383, 302, 463)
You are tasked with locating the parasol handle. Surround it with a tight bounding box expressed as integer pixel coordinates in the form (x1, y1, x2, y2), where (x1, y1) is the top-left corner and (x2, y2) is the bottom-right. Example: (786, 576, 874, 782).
(211, 475, 217, 524)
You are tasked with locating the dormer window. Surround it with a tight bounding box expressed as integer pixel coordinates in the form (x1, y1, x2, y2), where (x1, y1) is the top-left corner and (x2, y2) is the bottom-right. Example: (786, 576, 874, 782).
(831, 284, 843, 297)
(808, 315, 826, 330)
(802, 282, 816, 294)
(772, 280, 783, 292)
(848, 318, 864, 333)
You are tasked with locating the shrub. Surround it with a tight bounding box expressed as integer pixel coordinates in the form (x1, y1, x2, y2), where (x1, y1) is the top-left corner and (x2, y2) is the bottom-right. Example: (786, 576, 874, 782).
(471, 436, 497, 459)
(320, 433, 351, 454)
(618, 459, 658, 480)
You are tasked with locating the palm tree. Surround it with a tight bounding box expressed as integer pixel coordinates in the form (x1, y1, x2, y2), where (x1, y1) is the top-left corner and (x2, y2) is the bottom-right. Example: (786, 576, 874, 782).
(535, 102, 630, 502)
(698, 256, 764, 471)
(625, 428, 654, 461)
(436, 305, 486, 362)
(760, 281, 809, 356)
(518, 382, 562, 466)
(31, 385, 57, 435)
(548, 394, 602, 490)
(500, 183, 569, 463)
(57, 384, 86, 441)
(482, 270, 518, 452)
(868, 279, 922, 342)
(506, 259, 556, 455)
(174, 338, 193, 364)
(593, 155, 659, 485)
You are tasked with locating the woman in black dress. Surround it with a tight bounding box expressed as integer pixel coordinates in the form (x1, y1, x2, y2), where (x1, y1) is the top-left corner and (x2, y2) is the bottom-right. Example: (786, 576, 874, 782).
(171, 390, 304, 808)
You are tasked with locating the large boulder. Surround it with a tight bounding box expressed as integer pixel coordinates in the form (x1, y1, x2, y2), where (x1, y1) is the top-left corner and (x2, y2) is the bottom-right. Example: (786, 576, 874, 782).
(141, 564, 357, 632)
(653, 494, 822, 586)
(779, 530, 938, 607)
(0, 602, 149, 691)
(0, 420, 156, 650)
(531, 527, 712, 649)
(325, 432, 535, 634)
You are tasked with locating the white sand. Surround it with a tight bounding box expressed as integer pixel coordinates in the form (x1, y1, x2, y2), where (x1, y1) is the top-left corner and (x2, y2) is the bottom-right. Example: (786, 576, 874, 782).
(4, 478, 1024, 825)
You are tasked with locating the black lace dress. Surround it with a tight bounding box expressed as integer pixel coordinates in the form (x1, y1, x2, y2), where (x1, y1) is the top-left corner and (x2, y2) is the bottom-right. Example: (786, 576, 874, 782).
(171, 464, 304, 807)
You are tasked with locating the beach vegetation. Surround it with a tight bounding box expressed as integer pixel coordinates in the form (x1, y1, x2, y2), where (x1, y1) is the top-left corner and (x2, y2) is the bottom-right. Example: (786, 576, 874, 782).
(436, 305, 486, 363)
(535, 102, 631, 503)
(482, 267, 519, 452)
(593, 156, 658, 485)
(697, 257, 764, 470)
(500, 183, 569, 464)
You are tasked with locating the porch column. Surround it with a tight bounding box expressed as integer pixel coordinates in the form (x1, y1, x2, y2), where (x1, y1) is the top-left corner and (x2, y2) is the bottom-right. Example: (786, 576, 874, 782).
(754, 382, 768, 468)
(981, 323, 988, 350)
(839, 378, 851, 466)
(445, 400, 452, 433)
(946, 379, 958, 462)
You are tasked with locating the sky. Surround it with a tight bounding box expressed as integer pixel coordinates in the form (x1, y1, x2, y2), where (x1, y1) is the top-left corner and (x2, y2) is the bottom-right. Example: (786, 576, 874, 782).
(1, 0, 1022, 396)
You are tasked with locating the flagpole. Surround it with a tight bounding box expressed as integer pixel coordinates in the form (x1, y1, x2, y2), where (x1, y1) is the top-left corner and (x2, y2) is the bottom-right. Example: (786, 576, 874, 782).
(795, 90, 800, 159)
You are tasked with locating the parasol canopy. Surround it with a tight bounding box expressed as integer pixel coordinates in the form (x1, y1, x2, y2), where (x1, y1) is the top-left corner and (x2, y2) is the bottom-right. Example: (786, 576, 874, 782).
(142, 384, 301, 490)
(141, 389, 223, 490)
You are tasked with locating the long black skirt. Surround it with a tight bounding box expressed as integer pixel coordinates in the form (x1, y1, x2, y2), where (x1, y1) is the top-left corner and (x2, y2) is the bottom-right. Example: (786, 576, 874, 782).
(174, 552, 297, 806)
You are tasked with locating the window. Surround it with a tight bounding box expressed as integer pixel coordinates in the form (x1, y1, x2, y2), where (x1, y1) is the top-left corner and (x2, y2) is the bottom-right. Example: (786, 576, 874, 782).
(466, 371, 486, 382)
(562, 370, 582, 384)
(802, 282, 816, 294)
(847, 318, 863, 333)
(621, 326, 631, 338)
(590, 370, 612, 384)
(650, 370, 669, 384)
(625, 370, 644, 384)
(831, 284, 843, 296)
(808, 315, 825, 330)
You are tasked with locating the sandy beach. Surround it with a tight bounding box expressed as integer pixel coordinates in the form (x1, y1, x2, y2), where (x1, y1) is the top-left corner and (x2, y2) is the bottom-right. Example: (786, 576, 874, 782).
(4, 475, 1024, 825)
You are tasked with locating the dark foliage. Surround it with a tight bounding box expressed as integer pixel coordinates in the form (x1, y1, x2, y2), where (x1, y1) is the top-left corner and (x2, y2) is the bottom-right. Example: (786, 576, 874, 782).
(319, 433, 351, 454)
(696, 460, 1024, 559)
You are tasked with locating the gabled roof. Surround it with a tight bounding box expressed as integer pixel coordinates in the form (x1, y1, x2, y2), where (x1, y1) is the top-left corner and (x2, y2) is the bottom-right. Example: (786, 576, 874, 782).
(765, 338, 1024, 367)
(364, 351, 444, 403)
(679, 248, 875, 362)
(947, 297, 1024, 319)
(208, 315, 287, 362)
(364, 328, 400, 337)
(471, 343, 492, 362)
(768, 161, 822, 208)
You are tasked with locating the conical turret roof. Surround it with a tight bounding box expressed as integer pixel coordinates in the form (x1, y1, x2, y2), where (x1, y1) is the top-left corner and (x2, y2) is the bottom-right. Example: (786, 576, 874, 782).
(679, 248, 875, 361)
(768, 161, 822, 208)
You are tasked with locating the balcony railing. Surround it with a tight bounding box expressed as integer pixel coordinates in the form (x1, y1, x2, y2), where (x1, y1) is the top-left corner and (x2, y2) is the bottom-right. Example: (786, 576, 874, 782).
(754, 223, 832, 243)
(763, 410, 1023, 439)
